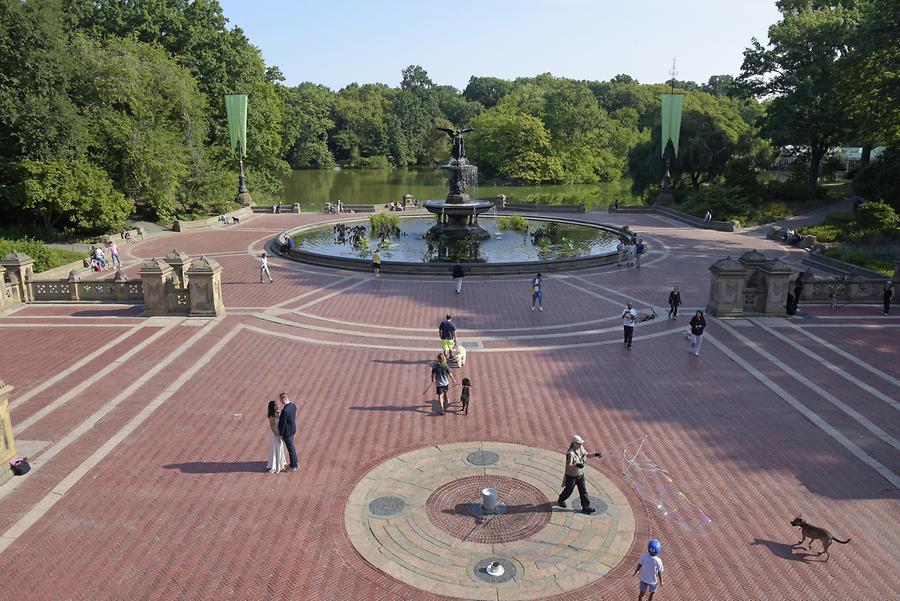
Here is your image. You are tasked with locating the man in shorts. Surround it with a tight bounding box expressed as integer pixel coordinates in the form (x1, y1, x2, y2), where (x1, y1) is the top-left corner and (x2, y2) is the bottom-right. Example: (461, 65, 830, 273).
(439, 313, 457, 360)
(430, 354, 457, 414)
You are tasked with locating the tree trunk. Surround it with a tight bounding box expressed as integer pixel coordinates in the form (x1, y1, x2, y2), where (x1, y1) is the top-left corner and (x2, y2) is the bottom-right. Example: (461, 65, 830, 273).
(858, 143, 872, 174)
(808, 143, 826, 191)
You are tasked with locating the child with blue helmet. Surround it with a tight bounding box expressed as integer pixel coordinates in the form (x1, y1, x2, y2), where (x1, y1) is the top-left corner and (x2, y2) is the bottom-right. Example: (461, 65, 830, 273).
(634, 539, 664, 600)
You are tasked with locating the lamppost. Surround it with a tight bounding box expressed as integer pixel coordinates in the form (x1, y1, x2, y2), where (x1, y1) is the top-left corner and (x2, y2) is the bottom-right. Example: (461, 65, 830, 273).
(656, 59, 684, 206)
(225, 94, 253, 206)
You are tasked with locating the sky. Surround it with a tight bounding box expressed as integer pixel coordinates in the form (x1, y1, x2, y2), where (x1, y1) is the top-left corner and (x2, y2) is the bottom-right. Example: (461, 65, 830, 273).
(217, 0, 782, 91)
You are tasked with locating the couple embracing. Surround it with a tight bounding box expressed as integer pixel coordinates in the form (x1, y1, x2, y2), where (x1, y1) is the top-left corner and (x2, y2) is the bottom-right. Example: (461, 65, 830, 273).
(266, 392, 299, 473)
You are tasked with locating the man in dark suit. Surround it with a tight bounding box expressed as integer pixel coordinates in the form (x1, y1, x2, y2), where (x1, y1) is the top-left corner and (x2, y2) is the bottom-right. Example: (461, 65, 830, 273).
(277, 392, 299, 471)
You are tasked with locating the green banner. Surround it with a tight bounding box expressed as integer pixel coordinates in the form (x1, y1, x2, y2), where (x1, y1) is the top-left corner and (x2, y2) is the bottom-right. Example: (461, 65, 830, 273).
(224, 94, 248, 156)
(660, 94, 684, 157)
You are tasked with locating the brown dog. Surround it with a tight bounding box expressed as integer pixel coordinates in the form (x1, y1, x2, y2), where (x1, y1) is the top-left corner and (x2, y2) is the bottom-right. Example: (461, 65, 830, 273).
(790, 516, 850, 560)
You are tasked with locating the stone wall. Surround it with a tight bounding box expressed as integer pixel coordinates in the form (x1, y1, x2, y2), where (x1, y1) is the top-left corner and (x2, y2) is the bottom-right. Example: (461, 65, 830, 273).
(609, 205, 736, 232)
(0, 380, 16, 486)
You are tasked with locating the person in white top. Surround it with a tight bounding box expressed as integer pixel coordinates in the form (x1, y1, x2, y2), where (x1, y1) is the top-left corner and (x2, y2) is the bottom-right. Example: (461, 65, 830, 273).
(634, 539, 664, 599)
(616, 240, 625, 266)
(259, 252, 273, 283)
(622, 302, 637, 349)
(626, 242, 636, 266)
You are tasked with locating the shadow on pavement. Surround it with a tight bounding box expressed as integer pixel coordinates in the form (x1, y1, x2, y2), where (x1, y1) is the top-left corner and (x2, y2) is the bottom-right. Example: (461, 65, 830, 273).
(750, 538, 821, 562)
(163, 461, 263, 474)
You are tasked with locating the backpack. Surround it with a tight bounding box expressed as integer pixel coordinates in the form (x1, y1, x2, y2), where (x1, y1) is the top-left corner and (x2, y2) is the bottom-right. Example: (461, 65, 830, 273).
(636, 243, 645, 255)
(9, 457, 30, 476)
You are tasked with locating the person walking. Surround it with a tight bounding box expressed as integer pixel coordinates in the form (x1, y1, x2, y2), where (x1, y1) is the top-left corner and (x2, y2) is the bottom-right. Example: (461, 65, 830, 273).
(259, 252, 273, 283)
(429, 353, 457, 414)
(557, 435, 601, 514)
(884, 280, 895, 315)
(616, 239, 625, 266)
(452, 262, 465, 294)
(634, 539, 664, 600)
(689, 310, 707, 356)
(531, 272, 543, 311)
(667, 286, 681, 320)
(108, 241, 121, 269)
(626, 242, 636, 267)
(265, 400, 287, 473)
(622, 302, 637, 349)
(439, 313, 457, 360)
(277, 392, 299, 471)
(372, 248, 382, 278)
(704, 210, 712, 226)
(635, 237, 645, 268)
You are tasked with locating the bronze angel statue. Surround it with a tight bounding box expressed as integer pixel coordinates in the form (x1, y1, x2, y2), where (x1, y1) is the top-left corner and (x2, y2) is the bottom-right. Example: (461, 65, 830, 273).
(437, 127, 474, 161)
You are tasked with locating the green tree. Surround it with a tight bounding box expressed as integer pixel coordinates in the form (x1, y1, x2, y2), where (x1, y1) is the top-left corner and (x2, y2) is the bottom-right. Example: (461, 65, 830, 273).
(739, 1, 859, 189)
(281, 83, 336, 169)
(468, 110, 563, 183)
(463, 76, 513, 108)
(18, 157, 132, 233)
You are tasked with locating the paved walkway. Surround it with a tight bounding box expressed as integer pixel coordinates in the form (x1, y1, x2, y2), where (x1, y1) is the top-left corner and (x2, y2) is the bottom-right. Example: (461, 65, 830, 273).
(0, 212, 897, 600)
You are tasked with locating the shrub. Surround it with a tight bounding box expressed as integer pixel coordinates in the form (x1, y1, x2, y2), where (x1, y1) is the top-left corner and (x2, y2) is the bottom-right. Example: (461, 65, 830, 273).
(855, 200, 898, 234)
(822, 248, 894, 276)
(757, 202, 790, 223)
(369, 213, 401, 231)
(822, 212, 855, 229)
(762, 179, 825, 202)
(678, 184, 754, 222)
(0, 238, 85, 273)
(799, 225, 842, 243)
(498, 215, 529, 232)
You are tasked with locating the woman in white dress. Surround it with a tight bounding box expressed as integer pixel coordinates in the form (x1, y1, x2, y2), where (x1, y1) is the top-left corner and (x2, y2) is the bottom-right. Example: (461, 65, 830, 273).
(266, 400, 287, 473)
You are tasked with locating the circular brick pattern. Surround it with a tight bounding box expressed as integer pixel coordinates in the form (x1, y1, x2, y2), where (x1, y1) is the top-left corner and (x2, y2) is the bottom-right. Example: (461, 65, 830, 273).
(367, 496, 405, 517)
(342, 442, 638, 600)
(473, 557, 518, 583)
(426, 475, 551, 543)
(570, 495, 609, 514)
(465, 449, 500, 466)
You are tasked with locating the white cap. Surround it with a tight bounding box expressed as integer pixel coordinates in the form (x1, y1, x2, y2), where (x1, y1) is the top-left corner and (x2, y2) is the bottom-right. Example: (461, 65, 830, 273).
(571, 435, 585, 444)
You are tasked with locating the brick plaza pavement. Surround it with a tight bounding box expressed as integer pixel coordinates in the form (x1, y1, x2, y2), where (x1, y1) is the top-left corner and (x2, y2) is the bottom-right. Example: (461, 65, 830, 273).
(0, 212, 897, 600)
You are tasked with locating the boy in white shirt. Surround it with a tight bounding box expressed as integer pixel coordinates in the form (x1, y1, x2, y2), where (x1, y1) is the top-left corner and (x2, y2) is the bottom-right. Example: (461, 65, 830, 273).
(259, 252, 273, 283)
(634, 539, 664, 599)
(622, 302, 637, 349)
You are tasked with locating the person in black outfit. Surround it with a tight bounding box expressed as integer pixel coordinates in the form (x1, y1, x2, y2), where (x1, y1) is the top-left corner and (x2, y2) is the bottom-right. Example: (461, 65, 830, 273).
(667, 286, 681, 320)
(884, 281, 895, 315)
(452, 262, 465, 294)
(277, 392, 299, 471)
(689, 310, 707, 357)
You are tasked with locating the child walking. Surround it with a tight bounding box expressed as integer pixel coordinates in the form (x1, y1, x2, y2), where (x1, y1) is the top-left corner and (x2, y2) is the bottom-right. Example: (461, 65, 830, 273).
(372, 248, 382, 277)
(460, 378, 471, 415)
(634, 539, 664, 600)
(531, 273, 543, 311)
(260, 252, 273, 283)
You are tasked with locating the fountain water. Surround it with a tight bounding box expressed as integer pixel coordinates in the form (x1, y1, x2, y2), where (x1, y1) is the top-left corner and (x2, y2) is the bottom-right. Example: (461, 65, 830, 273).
(424, 127, 493, 240)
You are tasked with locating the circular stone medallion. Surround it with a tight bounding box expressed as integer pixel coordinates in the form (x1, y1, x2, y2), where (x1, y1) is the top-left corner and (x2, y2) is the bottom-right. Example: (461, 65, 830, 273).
(342, 442, 637, 600)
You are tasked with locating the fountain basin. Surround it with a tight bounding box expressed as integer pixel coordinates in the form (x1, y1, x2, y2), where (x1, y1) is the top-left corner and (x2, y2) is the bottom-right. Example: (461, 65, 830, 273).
(275, 215, 633, 275)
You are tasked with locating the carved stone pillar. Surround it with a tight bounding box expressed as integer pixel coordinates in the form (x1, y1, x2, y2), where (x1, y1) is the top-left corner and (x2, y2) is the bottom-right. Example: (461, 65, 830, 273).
(0, 379, 17, 487)
(186, 256, 224, 317)
(164, 249, 192, 289)
(114, 268, 130, 302)
(139, 258, 175, 316)
(707, 257, 747, 317)
(1, 252, 35, 303)
(760, 259, 793, 316)
(67, 270, 80, 301)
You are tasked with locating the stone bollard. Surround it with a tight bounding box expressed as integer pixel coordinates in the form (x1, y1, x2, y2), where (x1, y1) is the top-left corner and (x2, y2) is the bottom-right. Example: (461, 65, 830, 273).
(186, 256, 225, 317)
(1, 252, 34, 303)
(164, 249, 192, 289)
(292, 203, 301, 213)
(0, 379, 17, 487)
(760, 259, 793, 316)
(481, 487, 498, 513)
(707, 257, 747, 317)
(67, 270, 80, 301)
(113, 268, 130, 302)
(139, 258, 175, 316)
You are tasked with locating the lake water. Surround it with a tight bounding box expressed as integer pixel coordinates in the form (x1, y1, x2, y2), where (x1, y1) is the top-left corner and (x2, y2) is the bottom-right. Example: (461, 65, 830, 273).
(275, 169, 640, 211)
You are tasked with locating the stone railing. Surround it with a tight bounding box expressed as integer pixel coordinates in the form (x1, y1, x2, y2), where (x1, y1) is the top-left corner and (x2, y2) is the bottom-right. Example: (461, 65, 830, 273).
(609, 205, 736, 232)
(801, 276, 886, 305)
(252, 203, 301, 214)
(0, 250, 224, 317)
(172, 206, 253, 231)
(500, 203, 585, 214)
